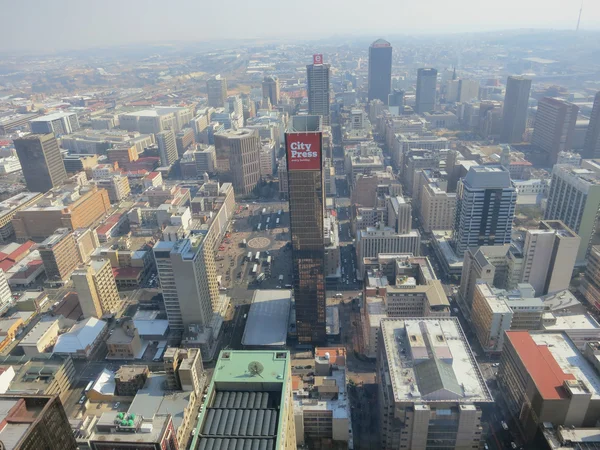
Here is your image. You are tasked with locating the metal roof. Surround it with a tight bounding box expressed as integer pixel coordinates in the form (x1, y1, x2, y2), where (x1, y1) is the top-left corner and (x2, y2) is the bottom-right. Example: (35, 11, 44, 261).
(413, 357, 462, 399)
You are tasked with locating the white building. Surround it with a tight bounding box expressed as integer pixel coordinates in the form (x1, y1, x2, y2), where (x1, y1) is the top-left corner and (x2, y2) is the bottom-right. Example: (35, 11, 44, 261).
(0, 270, 12, 315)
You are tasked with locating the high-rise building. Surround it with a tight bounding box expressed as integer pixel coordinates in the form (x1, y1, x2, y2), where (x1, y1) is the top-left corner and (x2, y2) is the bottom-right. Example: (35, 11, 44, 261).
(544, 164, 600, 261)
(0, 269, 11, 315)
(518, 220, 580, 295)
(498, 331, 600, 442)
(581, 245, 600, 311)
(453, 166, 517, 255)
(153, 235, 218, 332)
(72, 258, 121, 319)
(262, 76, 280, 107)
(378, 317, 492, 450)
(457, 79, 479, 103)
(29, 111, 80, 135)
(531, 97, 579, 164)
(156, 130, 178, 166)
(583, 92, 600, 159)
(14, 134, 68, 193)
(388, 89, 405, 115)
(415, 68, 438, 114)
(306, 55, 331, 126)
(286, 115, 326, 344)
(38, 228, 81, 284)
(500, 76, 532, 143)
(206, 74, 227, 108)
(213, 129, 261, 195)
(189, 350, 297, 450)
(0, 394, 78, 450)
(367, 39, 393, 103)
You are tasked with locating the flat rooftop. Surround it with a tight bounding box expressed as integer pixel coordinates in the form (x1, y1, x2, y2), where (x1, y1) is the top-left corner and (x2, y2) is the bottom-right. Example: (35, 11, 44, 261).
(242, 290, 292, 347)
(380, 317, 492, 403)
(293, 368, 349, 419)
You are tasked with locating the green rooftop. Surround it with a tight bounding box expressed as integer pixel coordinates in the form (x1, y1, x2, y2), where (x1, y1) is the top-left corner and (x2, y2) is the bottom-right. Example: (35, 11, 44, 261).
(212, 350, 290, 383)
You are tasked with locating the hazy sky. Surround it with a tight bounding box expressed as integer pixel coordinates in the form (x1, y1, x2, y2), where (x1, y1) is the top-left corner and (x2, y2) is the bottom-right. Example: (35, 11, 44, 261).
(1, 0, 599, 53)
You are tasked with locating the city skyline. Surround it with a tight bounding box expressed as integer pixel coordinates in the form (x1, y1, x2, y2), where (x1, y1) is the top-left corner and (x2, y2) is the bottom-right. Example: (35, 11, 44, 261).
(1, 0, 599, 53)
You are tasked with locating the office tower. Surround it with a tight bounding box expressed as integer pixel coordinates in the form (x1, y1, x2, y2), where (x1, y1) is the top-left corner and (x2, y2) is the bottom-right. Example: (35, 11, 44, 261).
(453, 166, 517, 256)
(175, 128, 195, 157)
(0, 269, 11, 315)
(306, 55, 331, 126)
(213, 129, 261, 195)
(584, 92, 600, 158)
(286, 115, 326, 344)
(38, 228, 81, 284)
(388, 89, 405, 115)
(581, 245, 600, 310)
(206, 74, 228, 108)
(500, 76, 532, 143)
(92, 175, 131, 203)
(262, 75, 280, 106)
(14, 134, 67, 193)
(378, 318, 492, 450)
(519, 220, 579, 295)
(156, 130, 178, 166)
(29, 111, 80, 135)
(545, 164, 600, 261)
(367, 39, 393, 103)
(415, 68, 438, 114)
(499, 331, 600, 442)
(72, 259, 121, 319)
(153, 235, 218, 332)
(457, 78, 479, 102)
(531, 97, 579, 164)
(0, 394, 78, 450)
(227, 95, 243, 117)
(189, 350, 296, 450)
(420, 182, 456, 232)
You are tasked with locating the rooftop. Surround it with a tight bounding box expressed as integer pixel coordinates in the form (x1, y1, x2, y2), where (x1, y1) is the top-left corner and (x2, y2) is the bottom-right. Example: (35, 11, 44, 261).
(241, 290, 292, 347)
(54, 317, 107, 354)
(380, 317, 492, 403)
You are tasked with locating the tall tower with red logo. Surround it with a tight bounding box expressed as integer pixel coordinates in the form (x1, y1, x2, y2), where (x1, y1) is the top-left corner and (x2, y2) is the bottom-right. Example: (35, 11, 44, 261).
(306, 54, 330, 126)
(285, 115, 326, 345)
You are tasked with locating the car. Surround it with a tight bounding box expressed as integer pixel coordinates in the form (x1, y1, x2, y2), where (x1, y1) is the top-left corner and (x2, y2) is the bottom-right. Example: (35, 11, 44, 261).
(510, 443, 517, 449)
(113, 402, 120, 410)
(501, 421, 509, 431)
(304, 365, 312, 369)
(492, 363, 499, 367)
(79, 395, 86, 404)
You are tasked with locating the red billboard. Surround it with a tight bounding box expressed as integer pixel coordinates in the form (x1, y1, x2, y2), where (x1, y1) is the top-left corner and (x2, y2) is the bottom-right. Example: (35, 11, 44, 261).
(286, 132, 321, 171)
(313, 54, 323, 65)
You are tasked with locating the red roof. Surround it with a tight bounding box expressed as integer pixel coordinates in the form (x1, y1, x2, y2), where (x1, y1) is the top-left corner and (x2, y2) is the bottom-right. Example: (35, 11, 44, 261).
(6, 241, 35, 262)
(112, 267, 142, 279)
(507, 331, 575, 400)
(146, 172, 160, 180)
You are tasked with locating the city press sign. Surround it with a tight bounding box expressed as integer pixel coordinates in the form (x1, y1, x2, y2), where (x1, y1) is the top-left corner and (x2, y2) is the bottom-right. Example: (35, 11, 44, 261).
(287, 133, 321, 171)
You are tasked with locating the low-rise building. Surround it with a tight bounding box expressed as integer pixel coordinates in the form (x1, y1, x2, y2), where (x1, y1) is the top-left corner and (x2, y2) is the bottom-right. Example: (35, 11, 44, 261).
(106, 319, 142, 359)
(7, 356, 76, 403)
(18, 317, 64, 356)
(53, 317, 108, 359)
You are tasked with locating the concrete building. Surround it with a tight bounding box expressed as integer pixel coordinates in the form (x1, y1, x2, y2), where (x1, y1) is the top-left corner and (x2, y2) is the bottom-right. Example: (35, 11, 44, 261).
(453, 166, 517, 256)
(241, 290, 292, 349)
(189, 350, 297, 450)
(207, 75, 228, 108)
(119, 106, 192, 134)
(544, 164, 600, 262)
(583, 92, 600, 159)
(30, 111, 80, 135)
(557, 150, 582, 166)
(516, 221, 580, 295)
(214, 128, 261, 195)
(71, 259, 121, 319)
(356, 223, 421, 280)
(532, 97, 579, 164)
(262, 76, 280, 106)
(14, 134, 68, 193)
(175, 128, 195, 157)
(107, 145, 138, 166)
(421, 182, 456, 232)
(38, 228, 81, 285)
(8, 357, 76, 404)
(61, 129, 154, 155)
(0, 270, 12, 316)
(581, 245, 600, 312)
(0, 192, 43, 244)
(92, 175, 131, 203)
(153, 236, 218, 332)
(106, 319, 142, 359)
(378, 317, 492, 450)
(368, 39, 393, 103)
(0, 394, 77, 450)
(156, 129, 178, 167)
(53, 316, 107, 360)
(499, 331, 600, 442)
(307, 57, 331, 126)
(114, 365, 149, 396)
(163, 347, 204, 393)
(415, 68, 438, 114)
(500, 76, 532, 143)
(18, 317, 62, 356)
(12, 185, 111, 242)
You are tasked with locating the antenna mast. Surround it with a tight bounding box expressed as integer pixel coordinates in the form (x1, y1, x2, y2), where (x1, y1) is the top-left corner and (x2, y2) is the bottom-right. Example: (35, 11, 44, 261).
(576, 0, 583, 31)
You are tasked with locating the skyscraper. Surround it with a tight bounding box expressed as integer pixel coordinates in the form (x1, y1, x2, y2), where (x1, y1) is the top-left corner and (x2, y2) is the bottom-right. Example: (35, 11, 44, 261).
(415, 68, 438, 114)
(156, 129, 178, 166)
(531, 97, 579, 164)
(367, 39, 392, 103)
(306, 55, 330, 126)
(72, 259, 121, 319)
(286, 115, 326, 344)
(583, 91, 600, 159)
(153, 235, 218, 332)
(500, 76, 532, 143)
(262, 75, 280, 107)
(544, 164, 600, 262)
(214, 128, 261, 195)
(14, 133, 67, 193)
(453, 166, 517, 255)
(206, 74, 228, 108)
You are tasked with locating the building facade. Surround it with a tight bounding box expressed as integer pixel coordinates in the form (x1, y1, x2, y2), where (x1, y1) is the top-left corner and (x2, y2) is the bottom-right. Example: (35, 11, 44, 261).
(206, 75, 227, 108)
(500, 76, 532, 143)
(14, 134, 68, 193)
(38, 228, 81, 284)
(415, 68, 438, 114)
(584, 92, 600, 159)
(306, 56, 331, 126)
(532, 97, 579, 164)
(71, 258, 121, 319)
(367, 39, 393, 103)
(214, 129, 261, 195)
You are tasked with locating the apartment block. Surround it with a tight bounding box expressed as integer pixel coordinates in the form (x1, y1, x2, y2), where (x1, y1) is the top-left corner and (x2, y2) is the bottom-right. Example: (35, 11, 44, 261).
(421, 182, 456, 232)
(0, 192, 44, 243)
(38, 228, 81, 284)
(72, 258, 121, 319)
(92, 175, 131, 203)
